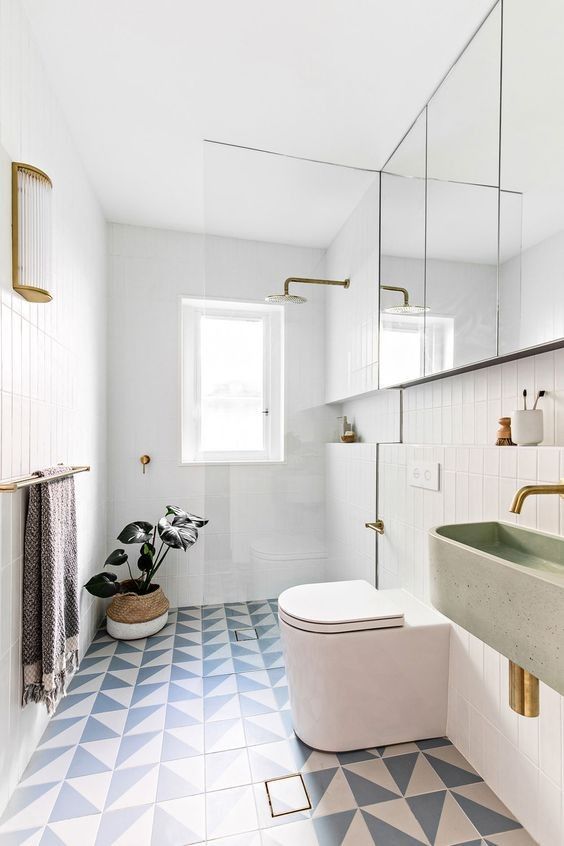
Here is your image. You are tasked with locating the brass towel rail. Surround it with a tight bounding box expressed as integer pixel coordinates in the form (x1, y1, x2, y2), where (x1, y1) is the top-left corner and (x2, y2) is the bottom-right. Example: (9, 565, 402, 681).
(0, 465, 90, 492)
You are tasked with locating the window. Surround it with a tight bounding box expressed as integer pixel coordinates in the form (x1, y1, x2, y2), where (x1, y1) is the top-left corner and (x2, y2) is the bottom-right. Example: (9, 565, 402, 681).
(182, 298, 284, 463)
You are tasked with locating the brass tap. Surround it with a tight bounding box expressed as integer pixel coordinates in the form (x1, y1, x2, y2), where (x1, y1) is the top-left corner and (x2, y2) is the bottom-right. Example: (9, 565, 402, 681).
(509, 481, 564, 514)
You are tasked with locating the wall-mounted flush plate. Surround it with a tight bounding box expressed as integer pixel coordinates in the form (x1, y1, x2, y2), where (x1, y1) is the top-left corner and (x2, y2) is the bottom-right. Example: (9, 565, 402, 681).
(408, 460, 440, 491)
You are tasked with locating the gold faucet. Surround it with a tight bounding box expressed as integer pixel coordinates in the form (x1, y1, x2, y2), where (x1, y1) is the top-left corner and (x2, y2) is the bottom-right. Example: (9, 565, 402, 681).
(509, 481, 564, 514)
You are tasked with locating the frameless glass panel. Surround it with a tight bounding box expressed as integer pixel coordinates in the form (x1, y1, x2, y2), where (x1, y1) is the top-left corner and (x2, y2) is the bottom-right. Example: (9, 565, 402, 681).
(379, 110, 426, 387)
(202, 140, 385, 606)
(499, 0, 564, 353)
(425, 4, 501, 374)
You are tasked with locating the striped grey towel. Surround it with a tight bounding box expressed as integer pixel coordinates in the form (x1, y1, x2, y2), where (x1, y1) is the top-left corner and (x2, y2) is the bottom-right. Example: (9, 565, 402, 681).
(22, 467, 80, 714)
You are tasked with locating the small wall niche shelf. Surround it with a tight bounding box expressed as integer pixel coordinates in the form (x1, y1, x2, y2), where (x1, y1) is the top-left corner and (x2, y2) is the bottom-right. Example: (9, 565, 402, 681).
(0, 465, 90, 492)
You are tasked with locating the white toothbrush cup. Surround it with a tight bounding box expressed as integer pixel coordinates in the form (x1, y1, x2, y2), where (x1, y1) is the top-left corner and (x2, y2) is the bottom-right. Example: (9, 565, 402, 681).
(511, 410, 543, 445)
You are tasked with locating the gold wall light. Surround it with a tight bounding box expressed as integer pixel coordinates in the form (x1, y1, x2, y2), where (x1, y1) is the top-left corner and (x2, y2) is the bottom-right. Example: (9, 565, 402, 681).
(12, 162, 53, 303)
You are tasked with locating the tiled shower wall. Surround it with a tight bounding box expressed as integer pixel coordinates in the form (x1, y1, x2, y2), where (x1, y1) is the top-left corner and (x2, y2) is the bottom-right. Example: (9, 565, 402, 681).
(377, 347, 564, 845)
(0, 0, 107, 814)
(107, 224, 334, 608)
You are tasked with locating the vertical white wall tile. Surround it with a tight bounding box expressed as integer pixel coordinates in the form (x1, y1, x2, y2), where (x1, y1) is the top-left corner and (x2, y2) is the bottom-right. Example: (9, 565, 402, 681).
(0, 0, 107, 816)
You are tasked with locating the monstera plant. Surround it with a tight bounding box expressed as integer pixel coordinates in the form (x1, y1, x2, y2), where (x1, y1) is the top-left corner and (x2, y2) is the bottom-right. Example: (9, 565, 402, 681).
(84, 506, 208, 598)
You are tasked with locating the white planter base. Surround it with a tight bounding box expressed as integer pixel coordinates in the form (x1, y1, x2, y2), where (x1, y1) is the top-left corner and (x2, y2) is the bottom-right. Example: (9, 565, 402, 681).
(106, 610, 169, 640)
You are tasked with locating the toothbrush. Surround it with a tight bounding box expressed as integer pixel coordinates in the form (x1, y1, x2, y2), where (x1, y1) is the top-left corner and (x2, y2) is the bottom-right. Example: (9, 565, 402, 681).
(523, 389, 527, 410)
(532, 390, 546, 410)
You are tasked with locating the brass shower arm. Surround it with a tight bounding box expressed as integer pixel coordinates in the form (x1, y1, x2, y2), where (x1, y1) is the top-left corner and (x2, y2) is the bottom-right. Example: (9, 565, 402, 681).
(380, 285, 410, 307)
(283, 277, 351, 296)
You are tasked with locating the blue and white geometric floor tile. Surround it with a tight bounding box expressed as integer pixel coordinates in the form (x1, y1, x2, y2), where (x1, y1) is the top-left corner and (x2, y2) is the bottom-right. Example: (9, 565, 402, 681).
(0, 599, 536, 845)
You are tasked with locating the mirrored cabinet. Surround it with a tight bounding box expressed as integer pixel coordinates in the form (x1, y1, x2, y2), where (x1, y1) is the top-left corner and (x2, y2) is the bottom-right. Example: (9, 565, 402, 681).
(379, 0, 564, 388)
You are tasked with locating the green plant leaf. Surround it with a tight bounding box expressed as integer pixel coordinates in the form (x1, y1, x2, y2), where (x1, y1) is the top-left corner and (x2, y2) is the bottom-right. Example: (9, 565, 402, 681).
(83, 572, 120, 598)
(137, 553, 153, 572)
(158, 513, 202, 550)
(141, 542, 155, 557)
(117, 521, 153, 544)
(105, 548, 128, 567)
(166, 505, 209, 528)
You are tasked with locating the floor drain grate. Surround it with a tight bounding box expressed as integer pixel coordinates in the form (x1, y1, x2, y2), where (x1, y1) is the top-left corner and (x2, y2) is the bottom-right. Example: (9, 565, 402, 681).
(265, 773, 312, 817)
(234, 628, 258, 641)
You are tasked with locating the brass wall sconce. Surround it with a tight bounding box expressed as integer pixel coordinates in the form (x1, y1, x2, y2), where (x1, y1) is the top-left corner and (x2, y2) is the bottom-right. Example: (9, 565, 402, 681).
(12, 162, 53, 303)
(140, 455, 151, 474)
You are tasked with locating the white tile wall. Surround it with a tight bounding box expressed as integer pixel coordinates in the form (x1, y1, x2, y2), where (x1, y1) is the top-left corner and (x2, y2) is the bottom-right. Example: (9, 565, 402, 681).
(404, 350, 564, 448)
(325, 443, 377, 584)
(378, 350, 564, 844)
(108, 224, 334, 607)
(0, 0, 107, 815)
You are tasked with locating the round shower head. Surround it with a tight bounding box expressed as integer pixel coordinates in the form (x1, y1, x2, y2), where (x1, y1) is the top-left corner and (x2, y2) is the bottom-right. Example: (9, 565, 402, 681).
(265, 293, 307, 304)
(384, 304, 429, 315)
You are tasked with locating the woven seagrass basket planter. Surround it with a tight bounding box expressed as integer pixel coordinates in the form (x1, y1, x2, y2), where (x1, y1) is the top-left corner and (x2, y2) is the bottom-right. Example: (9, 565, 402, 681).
(106, 581, 170, 640)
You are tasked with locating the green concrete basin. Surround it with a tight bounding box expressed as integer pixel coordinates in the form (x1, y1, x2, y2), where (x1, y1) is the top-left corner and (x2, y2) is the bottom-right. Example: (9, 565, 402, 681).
(429, 521, 564, 695)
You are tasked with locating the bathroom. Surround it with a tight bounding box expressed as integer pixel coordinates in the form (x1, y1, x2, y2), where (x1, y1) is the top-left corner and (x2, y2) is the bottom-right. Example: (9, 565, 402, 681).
(0, 0, 563, 843)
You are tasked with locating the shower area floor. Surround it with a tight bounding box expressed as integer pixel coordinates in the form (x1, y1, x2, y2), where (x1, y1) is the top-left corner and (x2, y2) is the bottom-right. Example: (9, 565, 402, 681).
(0, 599, 534, 846)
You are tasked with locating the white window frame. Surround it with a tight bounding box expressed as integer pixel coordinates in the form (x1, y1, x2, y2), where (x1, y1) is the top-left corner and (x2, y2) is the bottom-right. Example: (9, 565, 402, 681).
(181, 297, 284, 464)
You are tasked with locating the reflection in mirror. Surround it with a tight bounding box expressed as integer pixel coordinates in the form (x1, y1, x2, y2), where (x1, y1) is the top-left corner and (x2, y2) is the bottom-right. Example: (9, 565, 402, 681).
(425, 4, 501, 375)
(379, 110, 426, 387)
(499, 0, 564, 353)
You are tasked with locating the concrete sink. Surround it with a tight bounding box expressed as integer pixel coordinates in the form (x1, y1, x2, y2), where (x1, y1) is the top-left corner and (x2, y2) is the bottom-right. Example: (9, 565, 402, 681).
(429, 521, 564, 695)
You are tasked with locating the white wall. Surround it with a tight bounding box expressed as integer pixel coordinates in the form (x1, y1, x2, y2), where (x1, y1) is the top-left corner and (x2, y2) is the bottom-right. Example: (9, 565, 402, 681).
(108, 224, 334, 607)
(0, 0, 107, 815)
(376, 348, 564, 844)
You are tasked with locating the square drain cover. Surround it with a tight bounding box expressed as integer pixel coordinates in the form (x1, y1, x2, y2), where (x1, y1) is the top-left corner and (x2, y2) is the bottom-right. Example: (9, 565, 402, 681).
(235, 628, 258, 641)
(265, 773, 311, 817)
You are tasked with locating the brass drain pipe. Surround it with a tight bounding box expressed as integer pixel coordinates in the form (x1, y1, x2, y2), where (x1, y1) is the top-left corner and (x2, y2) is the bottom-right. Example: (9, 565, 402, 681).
(509, 660, 539, 717)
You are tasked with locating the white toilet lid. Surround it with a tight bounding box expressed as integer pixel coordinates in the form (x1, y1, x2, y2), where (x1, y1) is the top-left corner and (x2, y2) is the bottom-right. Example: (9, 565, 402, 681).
(278, 580, 404, 633)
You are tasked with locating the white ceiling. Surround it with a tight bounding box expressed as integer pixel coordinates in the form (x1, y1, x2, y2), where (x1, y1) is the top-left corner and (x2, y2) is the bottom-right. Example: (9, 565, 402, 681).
(23, 0, 495, 240)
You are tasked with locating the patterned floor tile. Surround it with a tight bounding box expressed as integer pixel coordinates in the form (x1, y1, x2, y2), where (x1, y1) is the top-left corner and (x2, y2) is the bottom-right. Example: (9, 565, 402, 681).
(94, 803, 154, 845)
(243, 710, 294, 746)
(208, 834, 261, 846)
(206, 785, 259, 840)
(0, 600, 536, 846)
(204, 718, 246, 754)
(205, 748, 252, 791)
(151, 795, 205, 845)
(156, 757, 204, 801)
(260, 817, 319, 845)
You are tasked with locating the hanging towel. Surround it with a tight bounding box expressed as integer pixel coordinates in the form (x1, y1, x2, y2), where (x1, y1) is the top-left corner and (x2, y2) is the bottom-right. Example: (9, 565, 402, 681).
(22, 467, 80, 714)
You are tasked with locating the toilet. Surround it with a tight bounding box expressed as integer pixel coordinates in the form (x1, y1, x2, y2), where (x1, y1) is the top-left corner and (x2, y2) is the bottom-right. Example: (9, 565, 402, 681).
(249, 534, 327, 600)
(278, 579, 450, 752)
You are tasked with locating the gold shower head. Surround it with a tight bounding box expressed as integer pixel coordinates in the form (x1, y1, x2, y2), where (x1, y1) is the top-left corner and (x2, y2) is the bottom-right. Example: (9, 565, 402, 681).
(381, 284, 429, 315)
(266, 277, 350, 305)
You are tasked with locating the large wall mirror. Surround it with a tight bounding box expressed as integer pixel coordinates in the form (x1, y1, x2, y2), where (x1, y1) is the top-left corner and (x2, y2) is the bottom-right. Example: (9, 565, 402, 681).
(499, 0, 564, 354)
(379, 0, 564, 387)
(380, 110, 426, 387)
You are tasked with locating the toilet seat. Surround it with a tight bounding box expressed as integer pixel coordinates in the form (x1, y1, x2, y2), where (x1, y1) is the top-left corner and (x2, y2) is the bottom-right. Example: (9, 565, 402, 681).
(278, 579, 404, 633)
